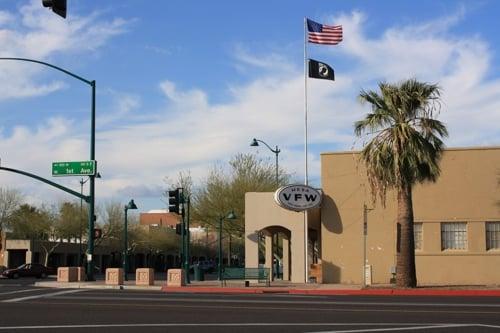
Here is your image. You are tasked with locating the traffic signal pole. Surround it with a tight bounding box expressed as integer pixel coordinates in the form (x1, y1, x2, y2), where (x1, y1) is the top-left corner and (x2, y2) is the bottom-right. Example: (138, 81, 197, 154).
(180, 200, 186, 282)
(87, 80, 96, 281)
(169, 188, 189, 284)
(185, 196, 191, 284)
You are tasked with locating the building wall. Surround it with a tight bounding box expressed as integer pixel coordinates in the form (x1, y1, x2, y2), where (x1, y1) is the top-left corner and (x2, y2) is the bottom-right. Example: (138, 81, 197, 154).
(0, 231, 6, 267)
(140, 212, 180, 228)
(245, 192, 307, 283)
(320, 147, 500, 285)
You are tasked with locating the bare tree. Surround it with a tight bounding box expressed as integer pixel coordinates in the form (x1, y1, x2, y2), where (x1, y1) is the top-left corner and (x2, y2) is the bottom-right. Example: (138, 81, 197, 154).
(163, 170, 194, 202)
(95, 201, 125, 248)
(0, 188, 23, 250)
(192, 153, 290, 260)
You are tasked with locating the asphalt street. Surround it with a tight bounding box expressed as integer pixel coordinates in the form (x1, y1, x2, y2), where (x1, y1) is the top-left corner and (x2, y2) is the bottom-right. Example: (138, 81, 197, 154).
(1, 278, 500, 332)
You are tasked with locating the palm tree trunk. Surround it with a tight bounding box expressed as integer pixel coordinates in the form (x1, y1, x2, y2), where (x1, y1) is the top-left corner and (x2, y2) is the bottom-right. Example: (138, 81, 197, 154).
(396, 183, 417, 288)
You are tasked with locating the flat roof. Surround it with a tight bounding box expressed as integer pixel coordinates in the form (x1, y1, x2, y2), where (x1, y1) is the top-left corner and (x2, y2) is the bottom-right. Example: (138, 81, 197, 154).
(320, 146, 500, 156)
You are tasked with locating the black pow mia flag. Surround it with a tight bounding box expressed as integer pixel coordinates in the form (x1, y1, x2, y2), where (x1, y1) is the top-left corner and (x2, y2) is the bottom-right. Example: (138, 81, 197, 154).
(308, 59, 335, 81)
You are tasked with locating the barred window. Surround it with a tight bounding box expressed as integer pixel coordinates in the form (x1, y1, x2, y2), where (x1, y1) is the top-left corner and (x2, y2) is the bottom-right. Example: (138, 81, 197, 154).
(486, 222, 500, 250)
(441, 222, 467, 250)
(414, 223, 423, 250)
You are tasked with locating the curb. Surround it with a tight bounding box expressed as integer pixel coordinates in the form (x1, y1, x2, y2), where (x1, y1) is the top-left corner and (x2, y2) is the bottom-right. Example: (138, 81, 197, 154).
(162, 286, 291, 294)
(288, 289, 500, 297)
(162, 286, 500, 297)
(34, 282, 500, 297)
(34, 281, 162, 291)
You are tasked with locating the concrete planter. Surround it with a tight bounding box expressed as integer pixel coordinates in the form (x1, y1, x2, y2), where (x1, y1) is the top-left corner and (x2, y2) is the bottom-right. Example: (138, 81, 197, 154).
(136, 268, 154, 286)
(167, 269, 185, 287)
(105, 268, 124, 285)
(57, 267, 78, 282)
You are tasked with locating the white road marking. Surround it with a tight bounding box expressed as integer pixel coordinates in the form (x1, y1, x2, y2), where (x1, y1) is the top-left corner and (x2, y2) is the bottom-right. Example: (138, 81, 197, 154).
(0, 322, 498, 331)
(478, 324, 500, 329)
(0, 323, 473, 331)
(309, 323, 468, 332)
(0, 288, 44, 296)
(2, 289, 84, 303)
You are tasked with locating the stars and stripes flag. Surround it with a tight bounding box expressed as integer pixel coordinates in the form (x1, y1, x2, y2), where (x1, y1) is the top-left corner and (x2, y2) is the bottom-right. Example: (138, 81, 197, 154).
(307, 18, 343, 45)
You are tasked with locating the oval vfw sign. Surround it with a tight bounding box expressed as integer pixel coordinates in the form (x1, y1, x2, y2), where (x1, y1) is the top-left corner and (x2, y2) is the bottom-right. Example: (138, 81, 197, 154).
(274, 184, 322, 212)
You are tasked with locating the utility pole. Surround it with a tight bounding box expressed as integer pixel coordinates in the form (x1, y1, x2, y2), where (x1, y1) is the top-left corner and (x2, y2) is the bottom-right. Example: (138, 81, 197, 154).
(362, 204, 373, 288)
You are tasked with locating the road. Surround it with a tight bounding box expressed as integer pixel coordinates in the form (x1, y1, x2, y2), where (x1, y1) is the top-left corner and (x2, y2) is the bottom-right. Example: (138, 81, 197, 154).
(1, 279, 500, 332)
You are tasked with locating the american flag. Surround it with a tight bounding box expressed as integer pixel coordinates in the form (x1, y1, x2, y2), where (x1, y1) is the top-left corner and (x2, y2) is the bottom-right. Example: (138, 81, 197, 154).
(307, 18, 343, 45)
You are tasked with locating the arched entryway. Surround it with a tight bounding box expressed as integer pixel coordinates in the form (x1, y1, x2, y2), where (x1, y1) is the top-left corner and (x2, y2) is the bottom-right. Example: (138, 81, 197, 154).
(258, 226, 291, 281)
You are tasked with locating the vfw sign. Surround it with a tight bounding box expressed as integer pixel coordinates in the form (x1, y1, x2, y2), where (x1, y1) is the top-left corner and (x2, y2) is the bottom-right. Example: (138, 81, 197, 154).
(274, 184, 322, 212)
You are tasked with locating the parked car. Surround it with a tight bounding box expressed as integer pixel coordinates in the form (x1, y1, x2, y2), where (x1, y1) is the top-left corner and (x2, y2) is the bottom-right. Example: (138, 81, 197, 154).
(0, 265, 6, 275)
(1, 263, 55, 279)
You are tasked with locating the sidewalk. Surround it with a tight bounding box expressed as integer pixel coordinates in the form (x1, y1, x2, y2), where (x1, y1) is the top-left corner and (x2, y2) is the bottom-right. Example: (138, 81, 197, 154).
(34, 277, 500, 297)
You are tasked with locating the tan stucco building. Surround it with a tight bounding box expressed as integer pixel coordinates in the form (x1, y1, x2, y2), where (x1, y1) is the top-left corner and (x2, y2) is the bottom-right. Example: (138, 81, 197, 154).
(245, 147, 500, 285)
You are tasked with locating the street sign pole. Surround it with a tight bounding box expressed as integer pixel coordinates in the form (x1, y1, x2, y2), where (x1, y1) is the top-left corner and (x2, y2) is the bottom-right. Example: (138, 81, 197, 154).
(87, 80, 96, 282)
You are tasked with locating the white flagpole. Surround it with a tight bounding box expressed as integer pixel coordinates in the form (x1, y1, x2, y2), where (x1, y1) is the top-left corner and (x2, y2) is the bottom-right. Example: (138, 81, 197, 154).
(304, 18, 309, 187)
(303, 17, 309, 283)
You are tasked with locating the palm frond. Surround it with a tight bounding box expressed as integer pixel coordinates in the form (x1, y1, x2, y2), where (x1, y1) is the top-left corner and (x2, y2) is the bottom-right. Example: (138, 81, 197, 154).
(355, 78, 447, 202)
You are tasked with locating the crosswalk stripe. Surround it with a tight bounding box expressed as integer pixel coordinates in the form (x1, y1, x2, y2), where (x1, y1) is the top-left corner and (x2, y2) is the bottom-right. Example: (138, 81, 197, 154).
(2, 289, 84, 303)
(0, 288, 44, 296)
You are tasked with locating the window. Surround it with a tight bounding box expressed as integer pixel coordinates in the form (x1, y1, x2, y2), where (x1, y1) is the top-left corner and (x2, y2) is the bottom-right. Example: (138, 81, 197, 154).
(414, 223, 423, 250)
(486, 222, 500, 250)
(441, 222, 467, 250)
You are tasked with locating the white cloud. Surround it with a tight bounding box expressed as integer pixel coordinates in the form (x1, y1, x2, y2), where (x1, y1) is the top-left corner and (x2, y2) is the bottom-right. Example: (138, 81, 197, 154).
(232, 45, 296, 75)
(98, 90, 141, 127)
(0, 10, 14, 25)
(331, 7, 500, 148)
(0, 0, 130, 101)
(159, 80, 208, 111)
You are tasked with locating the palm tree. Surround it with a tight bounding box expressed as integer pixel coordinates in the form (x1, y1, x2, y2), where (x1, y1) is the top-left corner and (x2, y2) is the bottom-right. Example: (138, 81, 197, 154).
(354, 79, 448, 288)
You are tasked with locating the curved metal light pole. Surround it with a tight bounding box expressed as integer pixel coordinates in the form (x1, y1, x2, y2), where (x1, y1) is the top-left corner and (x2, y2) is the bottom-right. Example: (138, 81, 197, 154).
(218, 211, 237, 281)
(79, 177, 90, 266)
(79, 173, 101, 266)
(250, 138, 281, 187)
(0, 57, 97, 281)
(123, 199, 138, 281)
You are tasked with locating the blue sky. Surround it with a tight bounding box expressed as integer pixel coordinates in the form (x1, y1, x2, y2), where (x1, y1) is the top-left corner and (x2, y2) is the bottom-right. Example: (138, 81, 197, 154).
(0, 0, 499, 213)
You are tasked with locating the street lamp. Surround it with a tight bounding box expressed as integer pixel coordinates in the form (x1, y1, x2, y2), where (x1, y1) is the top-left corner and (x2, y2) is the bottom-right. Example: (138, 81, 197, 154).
(218, 211, 237, 280)
(79, 173, 100, 266)
(250, 138, 281, 187)
(79, 177, 89, 266)
(0, 57, 97, 281)
(123, 199, 138, 281)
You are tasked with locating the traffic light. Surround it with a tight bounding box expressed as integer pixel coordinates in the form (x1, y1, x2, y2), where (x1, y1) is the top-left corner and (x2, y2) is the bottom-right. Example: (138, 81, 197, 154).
(168, 189, 181, 214)
(42, 0, 67, 18)
(175, 223, 182, 235)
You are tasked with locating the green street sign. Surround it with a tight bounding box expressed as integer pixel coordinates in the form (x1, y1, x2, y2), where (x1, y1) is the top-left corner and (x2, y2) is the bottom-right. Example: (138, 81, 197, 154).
(52, 160, 96, 177)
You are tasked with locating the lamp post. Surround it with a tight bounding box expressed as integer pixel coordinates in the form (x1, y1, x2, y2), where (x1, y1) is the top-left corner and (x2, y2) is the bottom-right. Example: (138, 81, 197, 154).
(79, 173, 100, 267)
(218, 211, 237, 280)
(123, 199, 138, 281)
(250, 138, 281, 187)
(79, 177, 89, 266)
(0, 57, 97, 281)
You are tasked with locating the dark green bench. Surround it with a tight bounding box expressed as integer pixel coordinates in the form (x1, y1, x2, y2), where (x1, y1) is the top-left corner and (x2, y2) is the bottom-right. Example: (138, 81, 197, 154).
(221, 267, 270, 286)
